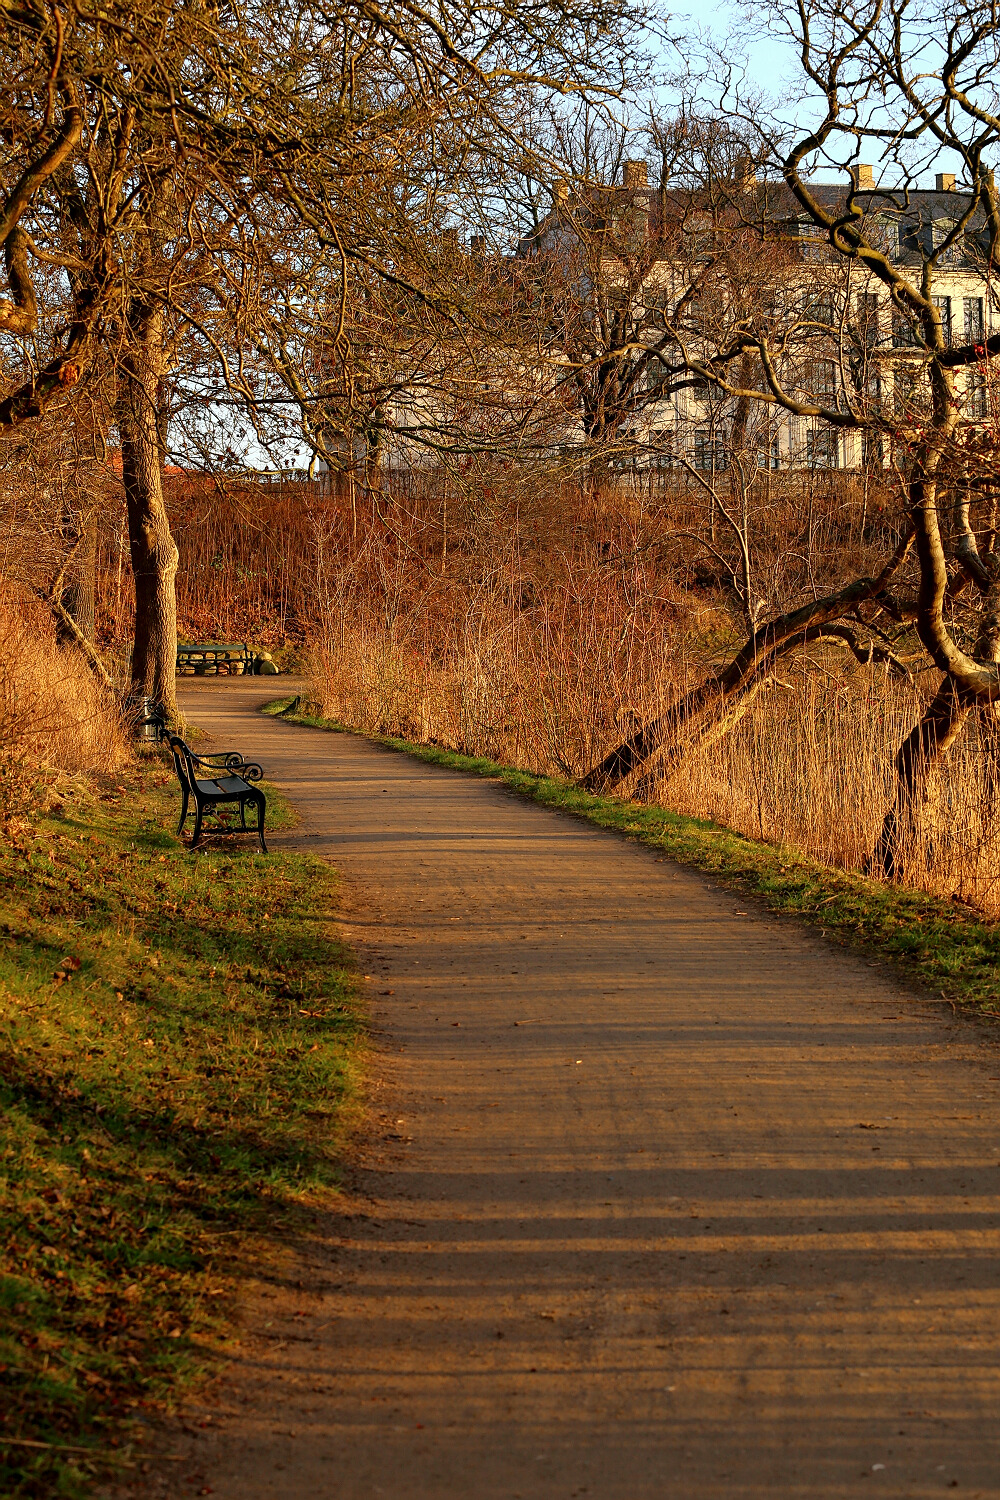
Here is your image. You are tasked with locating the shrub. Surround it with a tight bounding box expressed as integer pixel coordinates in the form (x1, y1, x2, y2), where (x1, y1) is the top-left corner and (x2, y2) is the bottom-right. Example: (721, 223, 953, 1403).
(0, 590, 127, 823)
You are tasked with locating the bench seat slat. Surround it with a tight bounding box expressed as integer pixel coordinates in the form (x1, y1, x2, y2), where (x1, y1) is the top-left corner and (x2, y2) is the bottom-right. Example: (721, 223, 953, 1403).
(194, 776, 252, 795)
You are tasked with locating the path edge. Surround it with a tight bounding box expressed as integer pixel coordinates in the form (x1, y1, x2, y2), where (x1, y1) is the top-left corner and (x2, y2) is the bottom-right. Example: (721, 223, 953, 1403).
(257, 695, 1000, 1020)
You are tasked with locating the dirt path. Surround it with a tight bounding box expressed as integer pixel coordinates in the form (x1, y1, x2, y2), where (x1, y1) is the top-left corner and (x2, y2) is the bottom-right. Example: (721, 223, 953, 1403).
(141, 678, 1000, 1498)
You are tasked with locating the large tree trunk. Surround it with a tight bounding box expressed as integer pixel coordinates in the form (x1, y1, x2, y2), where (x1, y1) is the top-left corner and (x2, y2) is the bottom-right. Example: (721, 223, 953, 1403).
(116, 303, 179, 720)
(869, 677, 971, 880)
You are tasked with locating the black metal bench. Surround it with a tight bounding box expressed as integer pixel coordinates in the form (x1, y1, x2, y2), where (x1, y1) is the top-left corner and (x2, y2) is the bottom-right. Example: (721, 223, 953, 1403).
(167, 734, 268, 852)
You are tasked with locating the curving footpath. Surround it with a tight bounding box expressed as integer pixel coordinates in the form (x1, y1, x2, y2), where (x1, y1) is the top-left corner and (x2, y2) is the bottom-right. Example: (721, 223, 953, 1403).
(139, 678, 1000, 1498)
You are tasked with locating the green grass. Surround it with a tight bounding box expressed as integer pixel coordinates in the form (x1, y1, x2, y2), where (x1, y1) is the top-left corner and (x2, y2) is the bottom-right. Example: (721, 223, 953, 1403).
(263, 696, 1000, 1016)
(0, 753, 364, 1497)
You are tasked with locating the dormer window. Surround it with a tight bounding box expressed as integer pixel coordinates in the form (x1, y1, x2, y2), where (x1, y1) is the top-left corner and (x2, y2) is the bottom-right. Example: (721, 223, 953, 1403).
(797, 221, 827, 260)
(922, 218, 960, 262)
(871, 215, 900, 259)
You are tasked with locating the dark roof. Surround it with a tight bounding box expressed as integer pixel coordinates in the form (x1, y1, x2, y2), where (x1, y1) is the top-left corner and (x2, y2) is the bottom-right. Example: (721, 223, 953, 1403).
(514, 177, 989, 261)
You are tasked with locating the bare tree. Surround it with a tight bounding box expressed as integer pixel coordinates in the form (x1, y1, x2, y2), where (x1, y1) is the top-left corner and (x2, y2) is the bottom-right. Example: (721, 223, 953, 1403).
(583, 1, 1000, 878)
(1, 0, 660, 715)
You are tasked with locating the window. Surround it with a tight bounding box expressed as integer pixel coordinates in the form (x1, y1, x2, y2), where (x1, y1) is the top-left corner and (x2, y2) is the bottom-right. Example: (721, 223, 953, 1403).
(857, 292, 880, 346)
(797, 221, 827, 260)
(932, 294, 953, 345)
(964, 296, 985, 345)
(647, 357, 672, 398)
(924, 219, 960, 262)
(644, 288, 672, 325)
(967, 367, 989, 420)
(808, 359, 838, 403)
(693, 429, 728, 471)
(807, 428, 840, 469)
(756, 433, 781, 469)
(862, 430, 884, 470)
(801, 292, 836, 327)
(873, 215, 900, 259)
(649, 433, 677, 469)
(608, 451, 638, 473)
(892, 311, 919, 347)
(894, 364, 922, 416)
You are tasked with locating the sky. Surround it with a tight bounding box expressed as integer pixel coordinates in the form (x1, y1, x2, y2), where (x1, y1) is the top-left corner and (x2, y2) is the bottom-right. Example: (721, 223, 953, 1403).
(700, 0, 972, 187)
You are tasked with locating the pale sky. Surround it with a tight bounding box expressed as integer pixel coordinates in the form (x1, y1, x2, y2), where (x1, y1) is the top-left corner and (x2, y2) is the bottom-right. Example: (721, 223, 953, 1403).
(700, 0, 972, 187)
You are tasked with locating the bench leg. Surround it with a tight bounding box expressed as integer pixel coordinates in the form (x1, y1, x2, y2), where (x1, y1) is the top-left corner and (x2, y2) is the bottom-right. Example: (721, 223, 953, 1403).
(176, 784, 189, 836)
(253, 792, 268, 854)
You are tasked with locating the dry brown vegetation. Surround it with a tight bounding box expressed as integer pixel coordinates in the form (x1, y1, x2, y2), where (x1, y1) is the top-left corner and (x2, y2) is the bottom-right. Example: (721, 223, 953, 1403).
(0, 591, 127, 823)
(98, 462, 998, 914)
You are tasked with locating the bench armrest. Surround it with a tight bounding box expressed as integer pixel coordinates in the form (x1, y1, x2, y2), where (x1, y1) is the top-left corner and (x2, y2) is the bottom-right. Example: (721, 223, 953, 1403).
(196, 750, 252, 769)
(189, 750, 264, 782)
(232, 762, 263, 783)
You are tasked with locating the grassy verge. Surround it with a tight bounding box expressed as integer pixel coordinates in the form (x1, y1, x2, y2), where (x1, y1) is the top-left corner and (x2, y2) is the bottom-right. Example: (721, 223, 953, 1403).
(263, 696, 1000, 1016)
(0, 753, 364, 1498)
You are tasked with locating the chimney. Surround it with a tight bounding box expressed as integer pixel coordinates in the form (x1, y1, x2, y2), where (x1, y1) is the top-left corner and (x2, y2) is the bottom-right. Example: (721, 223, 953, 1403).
(936, 172, 956, 192)
(849, 163, 874, 190)
(469, 234, 487, 259)
(552, 178, 569, 205)
(737, 154, 758, 193)
(623, 160, 648, 189)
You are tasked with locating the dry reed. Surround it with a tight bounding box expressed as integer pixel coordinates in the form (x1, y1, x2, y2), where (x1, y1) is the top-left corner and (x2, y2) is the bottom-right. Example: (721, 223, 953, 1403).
(298, 472, 1000, 914)
(0, 590, 128, 820)
(69, 461, 998, 911)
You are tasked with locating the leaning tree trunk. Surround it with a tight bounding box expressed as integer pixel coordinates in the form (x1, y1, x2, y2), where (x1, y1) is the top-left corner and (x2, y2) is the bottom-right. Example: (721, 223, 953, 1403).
(869, 676, 972, 881)
(116, 302, 179, 720)
(580, 535, 915, 794)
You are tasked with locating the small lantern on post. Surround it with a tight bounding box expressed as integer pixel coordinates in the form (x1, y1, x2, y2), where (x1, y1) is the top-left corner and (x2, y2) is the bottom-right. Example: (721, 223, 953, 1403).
(130, 695, 167, 743)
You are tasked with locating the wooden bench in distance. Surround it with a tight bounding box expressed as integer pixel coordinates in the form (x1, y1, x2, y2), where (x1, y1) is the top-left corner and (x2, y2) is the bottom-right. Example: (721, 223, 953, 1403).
(176, 641, 253, 676)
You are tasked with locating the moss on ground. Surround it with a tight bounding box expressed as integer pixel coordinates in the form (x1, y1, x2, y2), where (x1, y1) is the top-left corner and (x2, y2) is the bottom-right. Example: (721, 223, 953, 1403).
(263, 697, 1000, 1017)
(0, 753, 364, 1497)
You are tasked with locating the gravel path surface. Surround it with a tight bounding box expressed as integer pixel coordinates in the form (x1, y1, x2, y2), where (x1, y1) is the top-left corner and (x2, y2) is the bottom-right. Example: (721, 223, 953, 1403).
(135, 678, 1000, 1498)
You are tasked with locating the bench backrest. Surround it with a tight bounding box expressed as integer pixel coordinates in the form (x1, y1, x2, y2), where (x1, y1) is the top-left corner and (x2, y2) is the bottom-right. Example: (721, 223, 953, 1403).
(167, 734, 198, 791)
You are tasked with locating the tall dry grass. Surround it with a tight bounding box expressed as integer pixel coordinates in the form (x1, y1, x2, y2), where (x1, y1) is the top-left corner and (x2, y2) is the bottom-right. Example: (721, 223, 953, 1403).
(312, 597, 1000, 910)
(63, 457, 994, 911)
(0, 591, 128, 821)
(298, 470, 1000, 914)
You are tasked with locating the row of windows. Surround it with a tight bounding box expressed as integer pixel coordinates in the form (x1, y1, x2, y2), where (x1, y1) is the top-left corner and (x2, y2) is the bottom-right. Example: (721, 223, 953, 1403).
(650, 431, 846, 471)
(689, 431, 844, 471)
(648, 360, 991, 412)
(797, 218, 988, 265)
(646, 410, 991, 472)
(841, 292, 985, 346)
(640, 295, 989, 369)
